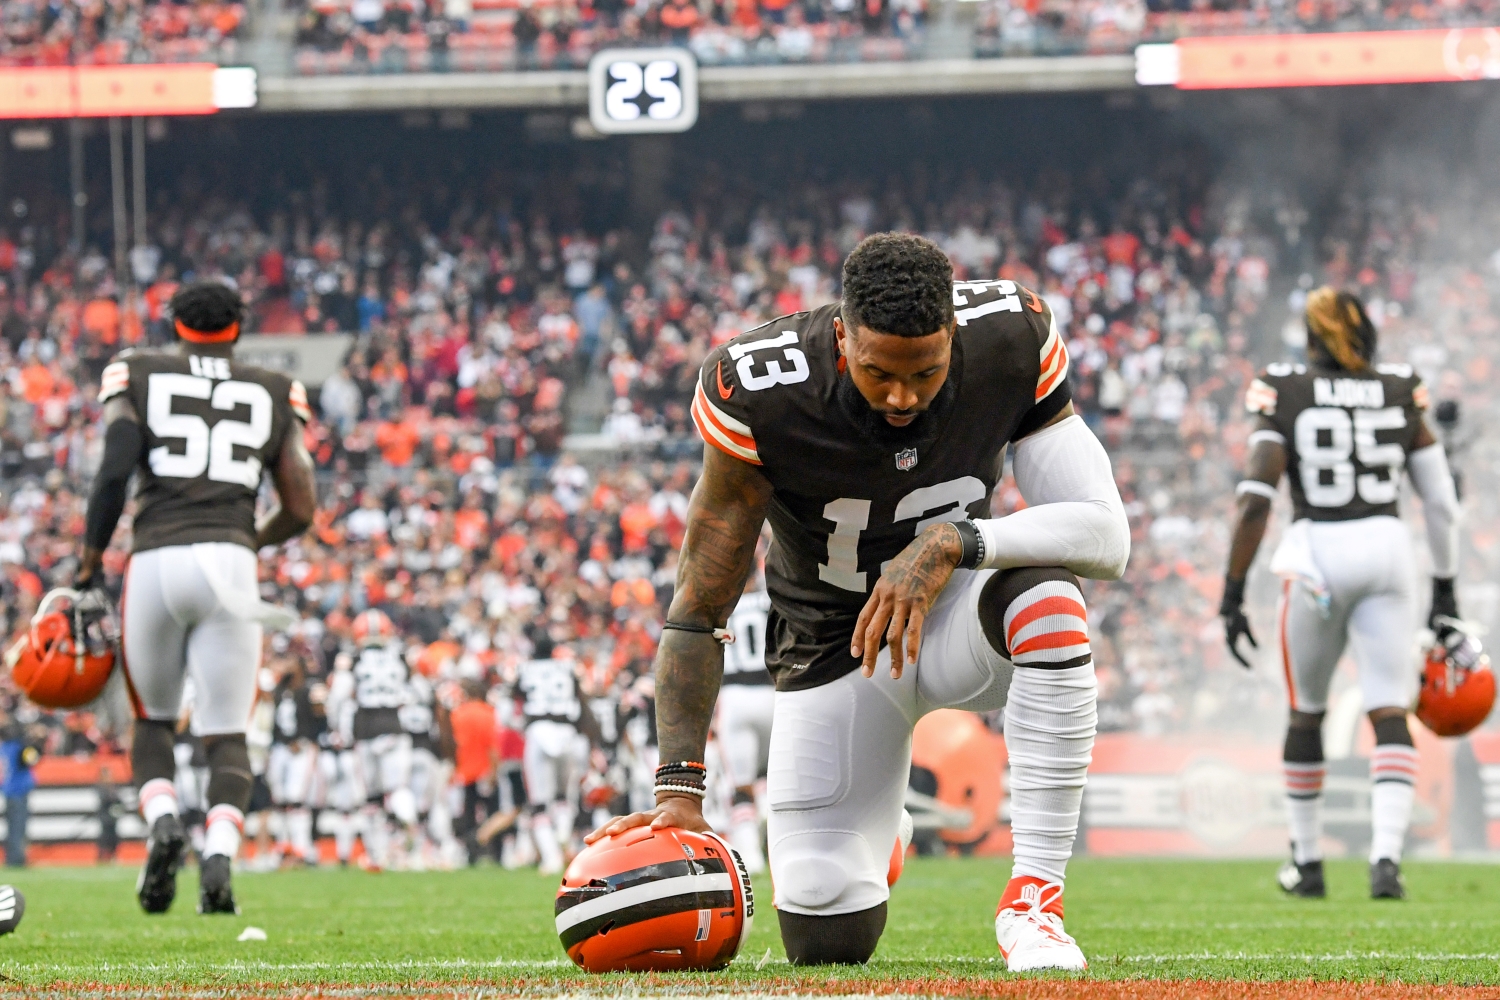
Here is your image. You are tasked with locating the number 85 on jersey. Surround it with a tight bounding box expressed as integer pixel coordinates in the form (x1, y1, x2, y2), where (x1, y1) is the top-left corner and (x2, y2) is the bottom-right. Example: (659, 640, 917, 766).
(587, 48, 698, 135)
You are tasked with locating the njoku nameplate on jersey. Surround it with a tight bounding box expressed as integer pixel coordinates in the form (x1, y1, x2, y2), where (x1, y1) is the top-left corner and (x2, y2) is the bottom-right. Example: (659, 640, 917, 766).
(587, 48, 699, 135)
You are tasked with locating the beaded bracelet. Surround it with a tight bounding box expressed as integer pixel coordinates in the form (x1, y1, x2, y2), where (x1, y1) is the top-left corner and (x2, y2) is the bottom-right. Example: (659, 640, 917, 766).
(657, 761, 706, 773)
(654, 783, 708, 798)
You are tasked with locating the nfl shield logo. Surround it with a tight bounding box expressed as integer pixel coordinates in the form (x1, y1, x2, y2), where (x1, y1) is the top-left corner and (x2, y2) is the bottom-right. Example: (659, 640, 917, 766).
(895, 447, 918, 472)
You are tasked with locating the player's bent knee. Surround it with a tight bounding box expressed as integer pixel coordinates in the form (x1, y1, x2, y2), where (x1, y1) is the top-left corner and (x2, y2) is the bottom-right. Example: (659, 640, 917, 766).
(771, 830, 886, 914)
(977, 567, 1091, 668)
(778, 903, 887, 965)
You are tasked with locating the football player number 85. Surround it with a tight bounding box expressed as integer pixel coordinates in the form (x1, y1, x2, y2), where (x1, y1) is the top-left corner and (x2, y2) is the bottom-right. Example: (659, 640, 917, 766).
(1294, 405, 1406, 508)
(146, 373, 273, 489)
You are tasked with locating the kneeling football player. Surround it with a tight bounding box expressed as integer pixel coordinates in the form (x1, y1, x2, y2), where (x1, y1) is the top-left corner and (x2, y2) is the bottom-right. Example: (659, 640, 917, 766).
(591, 234, 1129, 971)
(77, 282, 318, 914)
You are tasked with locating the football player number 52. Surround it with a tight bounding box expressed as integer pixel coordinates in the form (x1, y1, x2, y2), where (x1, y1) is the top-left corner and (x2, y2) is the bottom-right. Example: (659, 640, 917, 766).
(146, 373, 273, 489)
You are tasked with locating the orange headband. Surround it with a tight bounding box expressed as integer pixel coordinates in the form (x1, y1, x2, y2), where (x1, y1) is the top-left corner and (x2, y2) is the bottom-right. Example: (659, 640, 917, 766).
(175, 319, 239, 344)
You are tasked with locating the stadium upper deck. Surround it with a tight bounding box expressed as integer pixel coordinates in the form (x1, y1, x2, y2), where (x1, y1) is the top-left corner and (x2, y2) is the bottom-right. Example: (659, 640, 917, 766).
(5, 0, 1500, 112)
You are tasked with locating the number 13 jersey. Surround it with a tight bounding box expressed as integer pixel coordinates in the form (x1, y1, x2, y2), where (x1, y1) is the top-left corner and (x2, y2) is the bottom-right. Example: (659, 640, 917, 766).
(1245, 361, 1430, 523)
(99, 350, 311, 554)
(692, 289, 1070, 692)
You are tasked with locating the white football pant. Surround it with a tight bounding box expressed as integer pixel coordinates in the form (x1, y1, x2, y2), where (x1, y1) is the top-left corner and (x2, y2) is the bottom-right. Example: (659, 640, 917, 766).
(1278, 516, 1417, 713)
(122, 543, 263, 734)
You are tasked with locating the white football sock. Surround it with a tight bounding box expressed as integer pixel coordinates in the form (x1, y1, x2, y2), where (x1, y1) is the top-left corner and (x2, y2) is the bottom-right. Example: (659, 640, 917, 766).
(333, 812, 356, 863)
(1004, 663, 1097, 885)
(1284, 762, 1325, 865)
(362, 805, 389, 866)
(730, 800, 765, 874)
(1370, 744, 1419, 863)
(288, 808, 314, 860)
(203, 805, 244, 860)
(532, 814, 564, 871)
(139, 779, 179, 826)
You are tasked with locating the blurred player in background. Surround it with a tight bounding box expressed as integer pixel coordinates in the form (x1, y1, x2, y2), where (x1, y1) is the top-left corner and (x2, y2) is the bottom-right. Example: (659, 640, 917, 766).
(77, 281, 317, 914)
(320, 649, 367, 867)
(517, 644, 601, 874)
(334, 609, 418, 870)
(401, 665, 457, 867)
(1221, 287, 1465, 900)
(268, 656, 324, 866)
(714, 583, 774, 873)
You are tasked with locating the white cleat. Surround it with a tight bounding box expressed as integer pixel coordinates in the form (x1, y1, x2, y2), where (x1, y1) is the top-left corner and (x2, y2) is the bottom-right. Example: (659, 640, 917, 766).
(995, 878, 1087, 973)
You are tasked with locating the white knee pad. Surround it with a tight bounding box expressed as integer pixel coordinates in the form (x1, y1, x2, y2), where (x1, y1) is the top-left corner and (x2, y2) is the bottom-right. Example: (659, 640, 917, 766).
(770, 829, 884, 915)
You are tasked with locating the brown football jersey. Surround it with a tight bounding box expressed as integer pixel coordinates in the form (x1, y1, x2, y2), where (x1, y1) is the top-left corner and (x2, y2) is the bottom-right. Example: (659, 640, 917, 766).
(98, 349, 311, 554)
(692, 282, 1071, 691)
(1245, 361, 1430, 523)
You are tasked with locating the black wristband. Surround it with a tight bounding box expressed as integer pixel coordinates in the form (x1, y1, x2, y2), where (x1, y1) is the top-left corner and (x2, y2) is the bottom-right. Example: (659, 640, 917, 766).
(1220, 576, 1246, 616)
(952, 519, 983, 570)
(1433, 577, 1456, 601)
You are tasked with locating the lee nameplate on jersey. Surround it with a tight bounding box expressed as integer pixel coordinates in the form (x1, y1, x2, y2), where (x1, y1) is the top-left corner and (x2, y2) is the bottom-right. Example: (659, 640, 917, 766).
(588, 48, 698, 135)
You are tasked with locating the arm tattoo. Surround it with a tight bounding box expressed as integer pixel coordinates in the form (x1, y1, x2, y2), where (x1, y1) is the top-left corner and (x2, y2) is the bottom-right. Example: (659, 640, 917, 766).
(655, 447, 773, 766)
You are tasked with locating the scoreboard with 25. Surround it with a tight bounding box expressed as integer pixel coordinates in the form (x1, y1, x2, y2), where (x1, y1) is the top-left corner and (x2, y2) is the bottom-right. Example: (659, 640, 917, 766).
(587, 48, 699, 135)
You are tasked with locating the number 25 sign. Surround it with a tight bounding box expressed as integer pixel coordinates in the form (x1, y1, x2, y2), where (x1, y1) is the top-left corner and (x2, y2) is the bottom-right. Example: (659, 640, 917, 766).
(588, 48, 699, 134)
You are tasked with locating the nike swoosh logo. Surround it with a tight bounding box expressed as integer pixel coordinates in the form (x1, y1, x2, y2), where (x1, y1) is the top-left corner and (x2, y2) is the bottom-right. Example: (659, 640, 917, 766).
(1023, 289, 1044, 313)
(716, 361, 734, 400)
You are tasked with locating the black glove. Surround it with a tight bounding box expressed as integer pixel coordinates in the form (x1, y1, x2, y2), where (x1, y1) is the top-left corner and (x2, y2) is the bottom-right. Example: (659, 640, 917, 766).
(1220, 576, 1257, 669)
(1429, 577, 1460, 639)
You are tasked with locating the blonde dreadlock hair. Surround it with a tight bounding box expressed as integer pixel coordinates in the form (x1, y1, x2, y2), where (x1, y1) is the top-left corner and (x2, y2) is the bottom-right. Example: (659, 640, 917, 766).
(1304, 286, 1376, 372)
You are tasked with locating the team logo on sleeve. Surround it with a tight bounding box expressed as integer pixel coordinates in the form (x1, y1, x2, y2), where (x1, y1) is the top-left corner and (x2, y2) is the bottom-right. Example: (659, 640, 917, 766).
(895, 447, 918, 472)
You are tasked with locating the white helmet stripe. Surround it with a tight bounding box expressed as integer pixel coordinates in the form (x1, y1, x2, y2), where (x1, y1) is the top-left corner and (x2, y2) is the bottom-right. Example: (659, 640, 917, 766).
(554, 872, 733, 935)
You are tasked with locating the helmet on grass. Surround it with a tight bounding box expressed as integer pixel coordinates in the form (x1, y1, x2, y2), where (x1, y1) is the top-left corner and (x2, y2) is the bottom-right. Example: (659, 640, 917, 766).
(555, 826, 754, 973)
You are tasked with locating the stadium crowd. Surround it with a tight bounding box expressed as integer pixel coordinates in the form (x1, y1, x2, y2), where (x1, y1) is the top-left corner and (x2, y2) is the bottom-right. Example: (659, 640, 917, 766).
(6, 0, 1500, 71)
(0, 0, 245, 67)
(0, 123, 1495, 866)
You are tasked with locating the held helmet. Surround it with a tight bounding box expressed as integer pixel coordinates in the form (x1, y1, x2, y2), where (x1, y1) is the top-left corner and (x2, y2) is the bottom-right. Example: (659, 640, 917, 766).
(555, 826, 754, 973)
(1415, 624, 1496, 737)
(5, 588, 117, 709)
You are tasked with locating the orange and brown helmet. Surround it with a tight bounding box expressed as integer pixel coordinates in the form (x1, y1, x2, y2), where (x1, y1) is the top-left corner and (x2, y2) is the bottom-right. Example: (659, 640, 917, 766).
(554, 826, 754, 973)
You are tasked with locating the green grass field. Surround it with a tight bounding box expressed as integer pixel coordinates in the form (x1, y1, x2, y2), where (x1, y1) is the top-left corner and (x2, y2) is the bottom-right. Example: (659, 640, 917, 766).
(0, 857, 1497, 996)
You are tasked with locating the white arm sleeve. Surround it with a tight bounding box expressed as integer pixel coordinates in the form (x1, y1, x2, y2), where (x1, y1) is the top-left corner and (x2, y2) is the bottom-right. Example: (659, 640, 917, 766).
(974, 414, 1131, 580)
(1408, 442, 1460, 578)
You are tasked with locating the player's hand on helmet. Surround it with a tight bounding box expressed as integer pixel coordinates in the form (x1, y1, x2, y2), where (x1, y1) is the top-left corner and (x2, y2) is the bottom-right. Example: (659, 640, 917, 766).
(853, 522, 963, 681)
(1429, 577, 1460, 640)
(584, 793, 711, 845)
(1220, 576, 1257, 670)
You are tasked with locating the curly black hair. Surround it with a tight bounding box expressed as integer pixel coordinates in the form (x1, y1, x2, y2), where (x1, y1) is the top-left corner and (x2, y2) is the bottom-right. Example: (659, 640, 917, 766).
(169, 281, 243, 336)
(840, 232, 954, 337)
